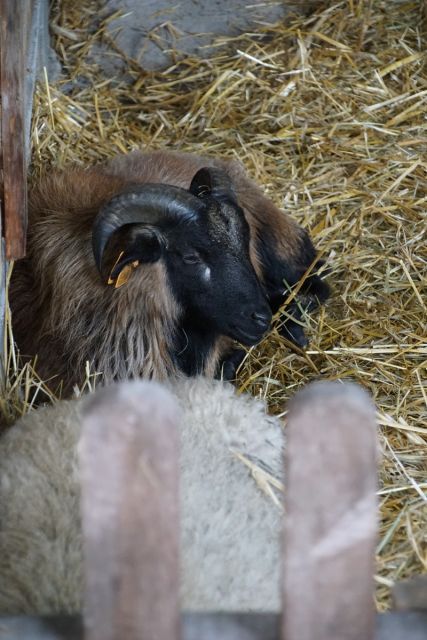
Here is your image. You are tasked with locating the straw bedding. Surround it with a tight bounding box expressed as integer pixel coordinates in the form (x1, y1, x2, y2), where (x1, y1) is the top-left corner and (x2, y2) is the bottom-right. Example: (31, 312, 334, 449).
(3, 0, 427, 610)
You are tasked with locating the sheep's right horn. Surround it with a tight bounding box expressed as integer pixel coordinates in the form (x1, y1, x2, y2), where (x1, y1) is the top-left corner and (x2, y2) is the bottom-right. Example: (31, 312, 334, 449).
(92, 184, 205, 274)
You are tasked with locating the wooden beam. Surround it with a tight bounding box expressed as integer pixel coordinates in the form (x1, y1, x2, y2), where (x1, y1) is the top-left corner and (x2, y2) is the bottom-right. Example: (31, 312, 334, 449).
(0, 615, 83, 640)
(282, 381, 378, 640)
(1, 612, 427, 640)
(79, 382, 181, 640)
(376, 611, 427, 640)
(393, 575, 427, 612)
(0, 0, 28, 259)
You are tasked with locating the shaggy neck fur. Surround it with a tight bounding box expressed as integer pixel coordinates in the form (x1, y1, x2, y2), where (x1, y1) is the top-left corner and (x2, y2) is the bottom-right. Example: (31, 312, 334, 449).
(11, 201, 186, 392)
(172, 315, 219, 376)
(49, 264, 182, 388)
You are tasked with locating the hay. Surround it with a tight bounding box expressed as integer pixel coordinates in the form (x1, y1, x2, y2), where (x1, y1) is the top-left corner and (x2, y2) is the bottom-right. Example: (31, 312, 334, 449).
(4, 0, 427, 610)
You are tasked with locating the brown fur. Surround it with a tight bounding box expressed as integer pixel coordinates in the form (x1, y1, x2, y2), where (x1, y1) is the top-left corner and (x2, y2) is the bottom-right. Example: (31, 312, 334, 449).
(10, 150, 309, 395)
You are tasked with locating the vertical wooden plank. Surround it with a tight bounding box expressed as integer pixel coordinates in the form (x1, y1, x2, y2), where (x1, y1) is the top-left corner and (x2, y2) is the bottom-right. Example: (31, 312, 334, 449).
(282, 381, 378, 640)
(0, 0, 28, 259)
(80, 381, 181, 640)
(0, 234, 6, 383)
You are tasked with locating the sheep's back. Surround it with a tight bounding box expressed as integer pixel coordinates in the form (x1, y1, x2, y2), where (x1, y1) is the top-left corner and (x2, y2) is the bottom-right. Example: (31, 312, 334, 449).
(0, 378, 283, 614)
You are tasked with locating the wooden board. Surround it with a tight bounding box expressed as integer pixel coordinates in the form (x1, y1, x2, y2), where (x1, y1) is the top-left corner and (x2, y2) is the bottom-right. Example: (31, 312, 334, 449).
(0, 0, 29, 259)
(80, 382, 181, 640)
(1, 612, 427, 640)
(282, 381, 378, 640)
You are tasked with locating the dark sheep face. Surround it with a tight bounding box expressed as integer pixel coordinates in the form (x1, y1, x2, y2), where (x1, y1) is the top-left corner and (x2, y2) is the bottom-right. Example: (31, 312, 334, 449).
(163, 196, 272, 346)
(107, 195, 271, 346)
(94, 171, 272, 352)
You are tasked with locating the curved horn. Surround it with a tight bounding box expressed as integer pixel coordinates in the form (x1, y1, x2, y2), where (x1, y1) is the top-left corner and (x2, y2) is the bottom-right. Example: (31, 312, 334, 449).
(190, 167, 237, 202)
(92, 184, 205, 274)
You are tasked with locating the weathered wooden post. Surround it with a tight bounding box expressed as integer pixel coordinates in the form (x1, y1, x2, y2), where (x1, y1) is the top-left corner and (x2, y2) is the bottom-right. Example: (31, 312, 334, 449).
(0, 0, 28, 260)
(80, 381, 181, 640)
(282, 381, 378, 640)
(0, 0, 58, 374)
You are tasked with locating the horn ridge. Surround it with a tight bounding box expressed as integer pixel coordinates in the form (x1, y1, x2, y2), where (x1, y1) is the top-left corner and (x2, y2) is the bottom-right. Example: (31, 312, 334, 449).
(92, 183, 205, 274)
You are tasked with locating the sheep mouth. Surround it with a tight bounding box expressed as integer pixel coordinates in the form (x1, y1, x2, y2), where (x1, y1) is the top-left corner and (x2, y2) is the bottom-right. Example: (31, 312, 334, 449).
(228, 325, 270, 346)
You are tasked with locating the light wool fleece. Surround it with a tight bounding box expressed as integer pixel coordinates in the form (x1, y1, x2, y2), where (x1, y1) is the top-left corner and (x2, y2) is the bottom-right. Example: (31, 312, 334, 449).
(0, 377, 283, 615)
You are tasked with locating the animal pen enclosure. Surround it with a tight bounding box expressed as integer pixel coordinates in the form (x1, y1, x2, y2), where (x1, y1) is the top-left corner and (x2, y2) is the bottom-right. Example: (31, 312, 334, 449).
(0, 0, 426, 636)
(1, 380, 427, 639)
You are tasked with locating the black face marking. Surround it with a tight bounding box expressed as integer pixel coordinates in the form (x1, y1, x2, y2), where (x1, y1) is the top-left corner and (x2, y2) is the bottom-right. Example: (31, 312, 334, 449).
(164, 196, 271, 364)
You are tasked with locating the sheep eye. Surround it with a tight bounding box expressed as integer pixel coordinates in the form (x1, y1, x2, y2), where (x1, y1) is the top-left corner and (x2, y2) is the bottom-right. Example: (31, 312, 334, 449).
(182, 253, 201, 265)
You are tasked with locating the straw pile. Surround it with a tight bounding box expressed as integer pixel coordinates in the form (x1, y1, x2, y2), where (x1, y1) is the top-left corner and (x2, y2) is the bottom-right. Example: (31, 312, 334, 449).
(6, 0, 427, 610)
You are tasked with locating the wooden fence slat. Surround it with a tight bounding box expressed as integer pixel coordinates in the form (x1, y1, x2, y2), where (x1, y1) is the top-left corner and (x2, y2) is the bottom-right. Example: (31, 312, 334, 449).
(0, 234, 6, 384)
(282, 381, 378, 640)
(0, 0, 28, 259)
(80, 381, 181, 640)
(1, 612, 427, 640)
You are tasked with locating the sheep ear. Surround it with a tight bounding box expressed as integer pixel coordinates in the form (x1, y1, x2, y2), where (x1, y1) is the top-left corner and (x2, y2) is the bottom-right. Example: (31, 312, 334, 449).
(106, 229, 164, 288)
(189, 168, 213, 198)
(190, 167, 238, 204)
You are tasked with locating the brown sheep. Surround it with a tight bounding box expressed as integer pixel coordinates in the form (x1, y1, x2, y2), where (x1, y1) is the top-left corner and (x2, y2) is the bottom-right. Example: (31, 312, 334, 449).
(10, 150, 329, 395)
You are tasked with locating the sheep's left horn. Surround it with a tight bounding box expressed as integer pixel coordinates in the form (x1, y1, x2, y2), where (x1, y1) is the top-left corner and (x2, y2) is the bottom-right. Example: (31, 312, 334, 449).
(92, 183, 205, 274)
(190, 167, 237, 202)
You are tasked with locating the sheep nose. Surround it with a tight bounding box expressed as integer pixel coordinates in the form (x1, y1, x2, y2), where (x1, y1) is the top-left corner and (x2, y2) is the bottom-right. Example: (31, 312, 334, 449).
(251, 310, 271, 330)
